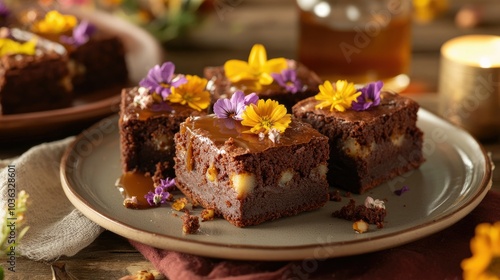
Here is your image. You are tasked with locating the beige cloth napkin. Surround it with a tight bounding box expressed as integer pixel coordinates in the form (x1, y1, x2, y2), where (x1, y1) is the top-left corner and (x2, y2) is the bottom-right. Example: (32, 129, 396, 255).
(0, 137, 103, 261)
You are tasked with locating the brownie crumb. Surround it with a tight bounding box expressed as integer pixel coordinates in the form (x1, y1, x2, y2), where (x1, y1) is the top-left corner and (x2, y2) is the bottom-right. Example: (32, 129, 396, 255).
(182, 211, 200, 234)
(332, 199, 387, 227)
(329, 190, 342, 202)
(201, 208, 215, 222)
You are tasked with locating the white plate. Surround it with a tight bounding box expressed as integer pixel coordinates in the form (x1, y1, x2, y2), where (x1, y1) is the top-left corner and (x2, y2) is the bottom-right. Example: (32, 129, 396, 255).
(60, 109, 492, 261)
(0, 9, 163, 141)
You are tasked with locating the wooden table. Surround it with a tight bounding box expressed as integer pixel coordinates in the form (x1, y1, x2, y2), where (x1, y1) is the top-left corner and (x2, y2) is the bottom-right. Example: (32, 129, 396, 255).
(3, 0, 500, 278)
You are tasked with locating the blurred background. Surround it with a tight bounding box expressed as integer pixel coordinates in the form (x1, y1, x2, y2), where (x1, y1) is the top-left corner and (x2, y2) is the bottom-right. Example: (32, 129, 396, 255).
(8, 0, 500, 94)
(2, 0, 498, 95)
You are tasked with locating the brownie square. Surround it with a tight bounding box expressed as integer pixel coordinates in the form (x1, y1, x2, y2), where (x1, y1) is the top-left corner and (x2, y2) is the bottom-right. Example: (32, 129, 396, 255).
(292, 91, 424, 194)
(0, 28, 72, 114)
(67, 34, 128, 93)
(204, 60, 321, 111)
(30, 12, 129, 94)
(173, 115, 330, 227)
(119, 87, 206, 180)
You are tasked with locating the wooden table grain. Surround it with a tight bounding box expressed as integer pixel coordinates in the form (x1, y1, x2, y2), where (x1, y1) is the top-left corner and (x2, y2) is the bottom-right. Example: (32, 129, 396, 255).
(2, 0, 500, 278)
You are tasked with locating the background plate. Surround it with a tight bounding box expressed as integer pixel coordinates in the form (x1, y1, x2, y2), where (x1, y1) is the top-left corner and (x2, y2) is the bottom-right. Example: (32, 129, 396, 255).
(0, 9, 163, 142)
(60, 109, 492, 261)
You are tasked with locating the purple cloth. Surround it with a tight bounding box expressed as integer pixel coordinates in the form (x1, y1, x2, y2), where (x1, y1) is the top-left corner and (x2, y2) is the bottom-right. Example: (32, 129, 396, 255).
(130, 190, 500, 280)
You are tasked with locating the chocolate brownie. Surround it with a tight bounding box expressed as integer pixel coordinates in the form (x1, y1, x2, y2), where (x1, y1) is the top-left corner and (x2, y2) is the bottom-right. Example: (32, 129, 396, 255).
(31, 11, 128, 93)
(204, 60, 321, 111)
(292, 91, 424, 194)
(0, 28, 72, 114)
(119, 87, 206, 180)
(65, 33, 128, 93)
(173, 115, 330, 227)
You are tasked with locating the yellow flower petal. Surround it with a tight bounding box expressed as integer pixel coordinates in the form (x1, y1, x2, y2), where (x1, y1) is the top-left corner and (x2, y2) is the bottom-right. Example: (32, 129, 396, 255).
(32, 10, 77, 34)
(224, 59, 253, 82)
(248, 44, 267, 69)
(168, 75, 210, 111)
(0, 38, 37, 56)
(224, 44, 288, 86)
(462, 222, 500, 280)
(241, 99, 291, 136)
(314, 80, 361, 112)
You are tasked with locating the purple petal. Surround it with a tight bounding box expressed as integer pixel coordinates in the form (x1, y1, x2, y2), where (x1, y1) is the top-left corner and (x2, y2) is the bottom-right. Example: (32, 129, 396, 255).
(160, 62, 175, 82)
(159, 178, 176, 191)
(170, 75, 187, 88)
(214, 98, 233, 119)
(243, 92, 259, 105)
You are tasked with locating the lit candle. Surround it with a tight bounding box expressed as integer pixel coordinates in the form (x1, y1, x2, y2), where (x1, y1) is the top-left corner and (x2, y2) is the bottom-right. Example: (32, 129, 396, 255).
(441, 35, 500, 68)
(438, 35, 500, 140)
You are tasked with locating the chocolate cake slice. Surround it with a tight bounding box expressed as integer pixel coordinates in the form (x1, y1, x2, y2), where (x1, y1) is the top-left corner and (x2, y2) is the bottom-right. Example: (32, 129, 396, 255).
(292, 91, 424, 194)
(173, 115, 330, 227)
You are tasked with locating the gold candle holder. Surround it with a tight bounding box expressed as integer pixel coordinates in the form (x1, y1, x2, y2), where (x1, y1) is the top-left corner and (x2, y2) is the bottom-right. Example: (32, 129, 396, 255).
(438, 35, 500, 140)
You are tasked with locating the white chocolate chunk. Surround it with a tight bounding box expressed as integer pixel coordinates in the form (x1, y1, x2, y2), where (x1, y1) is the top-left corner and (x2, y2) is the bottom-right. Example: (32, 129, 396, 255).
(310, 163, 328, 179)
(391, 134, 405, 147)
(279, 170, 294, 187)
(231, 173, 256, 199)
(343, 137, 376, 158)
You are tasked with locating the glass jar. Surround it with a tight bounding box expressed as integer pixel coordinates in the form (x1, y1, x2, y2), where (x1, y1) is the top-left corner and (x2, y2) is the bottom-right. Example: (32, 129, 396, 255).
(297, 0, 412, 92)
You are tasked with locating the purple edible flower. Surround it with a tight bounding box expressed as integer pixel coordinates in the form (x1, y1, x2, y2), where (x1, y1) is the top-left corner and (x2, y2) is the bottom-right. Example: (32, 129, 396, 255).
(213, 90, 258, 120)
(352, 80, 383, 111)
(145, 186, 171, 206)
(144, 177, 175, 206)
(60, 20, 96, 46)
(0, 1, 9, 19)
(271, 69, 302, 94)
(158, 177, 176, 191)
(394, 185, 410, 196)
(139, 62, 187, 100)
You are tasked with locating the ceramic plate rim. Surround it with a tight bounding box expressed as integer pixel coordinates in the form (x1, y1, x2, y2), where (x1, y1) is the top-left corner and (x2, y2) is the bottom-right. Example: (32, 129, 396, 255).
(60, 108, 493, 261)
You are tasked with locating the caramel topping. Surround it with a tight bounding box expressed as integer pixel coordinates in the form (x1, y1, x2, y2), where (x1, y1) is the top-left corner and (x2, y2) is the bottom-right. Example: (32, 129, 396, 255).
(137, 107, 173, 121)
(181, 115, 322, 155)
(116, 171, 155, 209)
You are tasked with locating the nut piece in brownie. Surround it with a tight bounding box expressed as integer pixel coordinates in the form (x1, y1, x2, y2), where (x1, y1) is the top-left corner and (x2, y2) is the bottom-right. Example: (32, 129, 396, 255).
(0, 28, 72, 114)
(292, 80, 424, 194)
(120, 62, 209, 180)
(204, 44, 321, 111)
(31, 10, 128, 93)
(174, 95, 330, 227)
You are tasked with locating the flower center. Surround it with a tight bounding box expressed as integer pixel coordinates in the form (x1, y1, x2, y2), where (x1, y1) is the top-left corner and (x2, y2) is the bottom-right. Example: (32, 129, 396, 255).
(487, 256, 500, 276)
(260, 117, 273, 129)
(160, 82, 171, 89)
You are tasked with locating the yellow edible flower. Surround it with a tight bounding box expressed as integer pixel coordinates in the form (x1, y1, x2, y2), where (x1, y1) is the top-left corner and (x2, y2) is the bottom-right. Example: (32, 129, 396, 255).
(241, 99, 291, 136)
(224, 44, 288, 86)
(314, 80, 361, 112)
(462, 222, 500, 280)
(0, 38, 36, 56)
(168, 75, 210, 111)
(32, 10, 77, 34)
